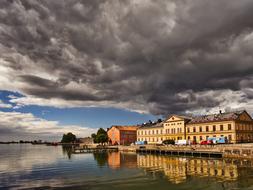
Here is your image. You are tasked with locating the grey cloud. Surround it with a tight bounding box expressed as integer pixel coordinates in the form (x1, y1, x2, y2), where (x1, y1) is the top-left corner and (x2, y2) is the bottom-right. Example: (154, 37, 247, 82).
(0, 0, 253, 115)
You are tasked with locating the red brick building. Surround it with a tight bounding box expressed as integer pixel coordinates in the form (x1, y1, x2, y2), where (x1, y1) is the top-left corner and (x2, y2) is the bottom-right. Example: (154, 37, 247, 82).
(107, 126, 138, 145)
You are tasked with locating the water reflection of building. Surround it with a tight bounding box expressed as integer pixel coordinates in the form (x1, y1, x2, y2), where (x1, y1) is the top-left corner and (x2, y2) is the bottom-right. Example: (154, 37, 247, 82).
(137, 154, 238, 184)
(107, 152, 137, 169)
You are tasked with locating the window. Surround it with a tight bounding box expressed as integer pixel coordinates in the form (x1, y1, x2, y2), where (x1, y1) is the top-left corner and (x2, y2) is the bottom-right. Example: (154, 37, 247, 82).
(213, 125, 216, 131)
(200, 136, 203, 141)
(228, 124, 232, 130)
(187, 128, 190, 133)
(206, 136, 209, 140)
(199, 126, 202, 132)
(220, 125, 223, 131)
(206, 126, 209, 132)
(160, 129, 163, 134)
(193, 127, 196, 133)
(156, 130, 158, 134)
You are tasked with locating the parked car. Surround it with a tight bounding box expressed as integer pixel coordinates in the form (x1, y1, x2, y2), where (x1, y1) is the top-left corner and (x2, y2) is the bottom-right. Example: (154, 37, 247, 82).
(207, 137, 225, 144)
(162, 139, 175, 145)
(200, 140, 208, 145)
(135, 141, 147, 145)
(175, 140, 188, 145)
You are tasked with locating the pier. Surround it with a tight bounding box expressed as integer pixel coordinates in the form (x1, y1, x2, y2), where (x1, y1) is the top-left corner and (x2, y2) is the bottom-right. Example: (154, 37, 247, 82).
(72, 146, 118, 154)
(136, 147, 222, 158)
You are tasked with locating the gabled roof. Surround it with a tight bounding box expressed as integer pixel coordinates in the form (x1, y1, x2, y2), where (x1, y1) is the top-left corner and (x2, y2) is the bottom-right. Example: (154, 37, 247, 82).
(164, 114, 192, 122)
(188, 110, 251, 124)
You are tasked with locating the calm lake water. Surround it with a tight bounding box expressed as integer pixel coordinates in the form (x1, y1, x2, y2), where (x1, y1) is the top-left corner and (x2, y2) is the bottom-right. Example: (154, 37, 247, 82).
(1, 144, 253, 190)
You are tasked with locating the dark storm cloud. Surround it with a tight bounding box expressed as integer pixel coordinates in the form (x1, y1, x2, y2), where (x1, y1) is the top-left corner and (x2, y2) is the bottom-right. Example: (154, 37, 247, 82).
(1, 0, 253, 115)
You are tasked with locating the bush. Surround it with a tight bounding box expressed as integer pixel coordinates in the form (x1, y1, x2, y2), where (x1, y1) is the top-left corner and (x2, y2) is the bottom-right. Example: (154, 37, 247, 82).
(162, 139, 175, 145)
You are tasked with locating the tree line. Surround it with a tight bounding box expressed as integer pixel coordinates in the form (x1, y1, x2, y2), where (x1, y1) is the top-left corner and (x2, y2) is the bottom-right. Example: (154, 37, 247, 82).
(61, 128, 108, 144)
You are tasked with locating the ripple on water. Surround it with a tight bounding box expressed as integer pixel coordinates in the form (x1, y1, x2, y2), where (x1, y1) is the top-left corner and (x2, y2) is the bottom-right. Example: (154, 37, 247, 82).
(1, 145, 253, 190)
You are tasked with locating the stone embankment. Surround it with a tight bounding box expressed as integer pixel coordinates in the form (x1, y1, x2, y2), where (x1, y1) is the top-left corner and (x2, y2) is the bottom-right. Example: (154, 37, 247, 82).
(118, 143, 253, 159)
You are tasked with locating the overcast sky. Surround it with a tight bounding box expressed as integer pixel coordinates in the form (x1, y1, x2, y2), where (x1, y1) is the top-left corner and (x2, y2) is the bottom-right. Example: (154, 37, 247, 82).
(0, 0, 253, 140)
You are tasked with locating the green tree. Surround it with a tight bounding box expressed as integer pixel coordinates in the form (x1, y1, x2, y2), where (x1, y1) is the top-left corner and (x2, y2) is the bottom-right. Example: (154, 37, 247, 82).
(91, 133, 97, 143)
(91, 128, 108, 144)
(61, 132, 76, 143)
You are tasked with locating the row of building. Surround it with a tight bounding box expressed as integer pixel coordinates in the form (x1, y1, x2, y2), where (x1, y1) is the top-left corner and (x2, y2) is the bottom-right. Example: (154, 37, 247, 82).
(107, 110, 253, 145)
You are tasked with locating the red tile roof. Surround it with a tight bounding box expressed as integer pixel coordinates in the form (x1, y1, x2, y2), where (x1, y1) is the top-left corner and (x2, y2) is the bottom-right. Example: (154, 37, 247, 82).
(111, 126, 139, 131)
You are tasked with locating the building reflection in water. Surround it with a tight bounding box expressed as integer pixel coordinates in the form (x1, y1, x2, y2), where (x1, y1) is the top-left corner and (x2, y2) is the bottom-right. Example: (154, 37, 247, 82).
(137, 154, 239, 184)
(107, 152, 137, 169)
(103, 151, 253, 185)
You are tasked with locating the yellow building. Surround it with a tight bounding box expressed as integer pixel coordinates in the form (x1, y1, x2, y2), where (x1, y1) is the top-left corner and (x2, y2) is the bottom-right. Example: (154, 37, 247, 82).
(137, 122, 164, 144)
(136, 110, 253, 144)
(163, 115, 191, 141)
(186, 110, 253, 143)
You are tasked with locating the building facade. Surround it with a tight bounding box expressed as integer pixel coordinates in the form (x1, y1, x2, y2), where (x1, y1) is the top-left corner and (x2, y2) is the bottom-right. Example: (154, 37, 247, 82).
(107, 126, 138, 145)
(186, 110, 253, 143)
(163, 115, 191, 141)
(137, 122, 164, 144)
(136, 110, 253, 144)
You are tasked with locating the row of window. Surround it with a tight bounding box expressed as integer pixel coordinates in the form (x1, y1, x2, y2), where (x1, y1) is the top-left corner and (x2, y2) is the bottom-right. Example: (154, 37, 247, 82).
(165, 128, 182, 134)
(235, 124, 253, 131)
(187, 124, 232, 133)
(164, 122, 182, 126)
(138, 128, 184, 136)
(138, 124, 231, 136)
(138, 129, 163, 135)
(138, 137, 163, 142)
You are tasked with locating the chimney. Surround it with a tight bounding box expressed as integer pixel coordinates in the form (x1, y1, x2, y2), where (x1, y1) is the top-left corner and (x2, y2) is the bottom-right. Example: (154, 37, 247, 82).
(219, 110, 222, 114)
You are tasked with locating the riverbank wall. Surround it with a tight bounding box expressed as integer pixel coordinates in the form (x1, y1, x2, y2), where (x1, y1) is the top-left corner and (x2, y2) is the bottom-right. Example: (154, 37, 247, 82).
(118, 143, 253, 159)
